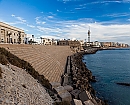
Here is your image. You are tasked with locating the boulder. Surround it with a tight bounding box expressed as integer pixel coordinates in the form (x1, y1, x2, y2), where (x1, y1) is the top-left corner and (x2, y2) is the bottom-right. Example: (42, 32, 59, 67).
(59, 91, 72, 102)
(73, 99, 83, 105)
(50, 82, 61, 89)
(54, 86, 72, 102)
(84, 100, 94, 105)
(70, 89, 81, 99)
(79, 91, 92, 102)
(54, 86, 66, 94)
(64, 85, 73, 92)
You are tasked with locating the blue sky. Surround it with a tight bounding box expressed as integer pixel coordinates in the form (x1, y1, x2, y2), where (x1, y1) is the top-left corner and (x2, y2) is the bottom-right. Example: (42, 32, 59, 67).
(0, 0, 130, 44)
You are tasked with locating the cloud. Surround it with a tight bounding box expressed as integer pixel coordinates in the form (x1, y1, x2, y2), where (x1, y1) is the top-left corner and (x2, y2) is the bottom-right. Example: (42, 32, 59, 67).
(11, 14, 15, 17)
(35, 16, 41, 24)
(27, 24, 35, 28)
(127, 19, 130, 21)
(37, 26, 62, 34)
(47, 16, 53, 19)
(34, 17, 130, 45)
(11, 14, 26, 23)
(7, 21, 24, 25)
(35, 16, 46, 24)
(102, 13, 130, 18)
(57, 9, 62, 12)
(42, 22, 46, 24)
(16, 17, 26, 23)
(88, 1, 124, 5)
(123, 0, 130, 3)
(9, 14, 130, 45)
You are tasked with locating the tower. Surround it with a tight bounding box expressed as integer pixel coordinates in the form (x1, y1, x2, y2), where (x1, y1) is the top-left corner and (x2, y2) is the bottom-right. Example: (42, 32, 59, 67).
(88, 26, 90, 45)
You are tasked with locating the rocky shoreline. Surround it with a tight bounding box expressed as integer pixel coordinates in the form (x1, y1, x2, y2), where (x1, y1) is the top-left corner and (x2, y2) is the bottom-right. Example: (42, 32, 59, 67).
(61, 48, 109, 105)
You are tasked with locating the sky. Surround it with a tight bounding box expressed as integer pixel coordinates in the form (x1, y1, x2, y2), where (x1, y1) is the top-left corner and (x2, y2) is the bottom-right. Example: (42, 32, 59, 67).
(0, 0, 130, 44)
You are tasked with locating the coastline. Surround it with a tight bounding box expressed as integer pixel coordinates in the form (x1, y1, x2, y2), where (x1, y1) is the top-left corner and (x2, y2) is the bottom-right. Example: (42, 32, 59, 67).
(62, 48, 108, 105)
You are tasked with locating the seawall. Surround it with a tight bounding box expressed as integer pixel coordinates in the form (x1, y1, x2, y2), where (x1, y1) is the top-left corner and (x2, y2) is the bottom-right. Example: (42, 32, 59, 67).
(62, 48, 108, 105)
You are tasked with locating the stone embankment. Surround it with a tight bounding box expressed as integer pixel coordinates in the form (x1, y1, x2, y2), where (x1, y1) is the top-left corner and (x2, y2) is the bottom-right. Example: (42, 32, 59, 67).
(0, 64, 53, 105)
(61, 48, 108, 105)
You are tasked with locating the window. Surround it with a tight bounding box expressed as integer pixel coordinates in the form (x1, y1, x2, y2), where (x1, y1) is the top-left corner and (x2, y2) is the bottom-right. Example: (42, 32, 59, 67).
(1, 39, 4, 43)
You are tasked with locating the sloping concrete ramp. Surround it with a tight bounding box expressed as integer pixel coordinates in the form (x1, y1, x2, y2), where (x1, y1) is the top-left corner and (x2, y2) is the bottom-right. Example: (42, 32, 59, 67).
(0, 44, 73, 83)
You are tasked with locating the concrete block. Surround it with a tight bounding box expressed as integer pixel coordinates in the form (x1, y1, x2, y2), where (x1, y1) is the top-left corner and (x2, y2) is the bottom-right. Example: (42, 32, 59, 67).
(73, 99, 83, 105)
(54, 86, 66, 94)
(84, 100, 94, 105)
(59, 91, 72, 102)
(54, 86, 72, 102)
(79, 91, 92, 102)
(50, 82, 61, 89)
(70, 89, 81, 99)
(64, 85, 73, 92)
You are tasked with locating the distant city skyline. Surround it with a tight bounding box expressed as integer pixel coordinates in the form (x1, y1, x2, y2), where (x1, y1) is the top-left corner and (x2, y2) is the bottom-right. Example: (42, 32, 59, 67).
(0, 0, 130, 45)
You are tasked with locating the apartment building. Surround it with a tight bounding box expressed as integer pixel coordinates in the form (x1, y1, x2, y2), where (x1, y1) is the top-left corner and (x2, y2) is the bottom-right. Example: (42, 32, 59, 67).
(0, 22, 25, 44)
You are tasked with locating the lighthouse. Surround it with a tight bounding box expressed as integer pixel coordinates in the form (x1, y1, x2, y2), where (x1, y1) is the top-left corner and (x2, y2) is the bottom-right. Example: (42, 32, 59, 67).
(88, 26, 90, 46)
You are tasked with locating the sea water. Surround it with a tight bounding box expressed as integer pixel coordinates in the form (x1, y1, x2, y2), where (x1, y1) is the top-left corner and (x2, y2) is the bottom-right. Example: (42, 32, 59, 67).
(83, 48, 130, 105)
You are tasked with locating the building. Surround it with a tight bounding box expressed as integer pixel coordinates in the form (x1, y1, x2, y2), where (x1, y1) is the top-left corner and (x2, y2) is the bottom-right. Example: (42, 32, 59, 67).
(100, 42, 111, 47)
(58, 40, 69, 46)
(58, 40, 81, 52)
(42, 38, 52, 45)
(92, 41, 101, 48)
(0, 22, 25, 44)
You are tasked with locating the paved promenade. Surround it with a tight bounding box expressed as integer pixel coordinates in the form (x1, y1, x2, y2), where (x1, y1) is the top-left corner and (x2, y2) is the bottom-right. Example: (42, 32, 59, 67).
(0, 44, 73, 83)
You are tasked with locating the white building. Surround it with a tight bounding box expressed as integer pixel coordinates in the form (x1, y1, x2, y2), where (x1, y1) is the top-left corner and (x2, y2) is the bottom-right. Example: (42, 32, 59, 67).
(92, 41, 101, 47)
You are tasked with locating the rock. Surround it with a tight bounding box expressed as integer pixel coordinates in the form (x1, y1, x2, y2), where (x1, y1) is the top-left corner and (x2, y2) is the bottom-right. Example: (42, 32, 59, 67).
(59, 91, 72, 102)
(54, 86, 72, 102)
(50, 82, 61, 89)
(84, 100, 94, 105)
(79, 91, 92, 102)
(73, 99, 83, 105)
(54, 86, 66, 94)
(70, 89, 81, 99)
(64, 85, 73, 92)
